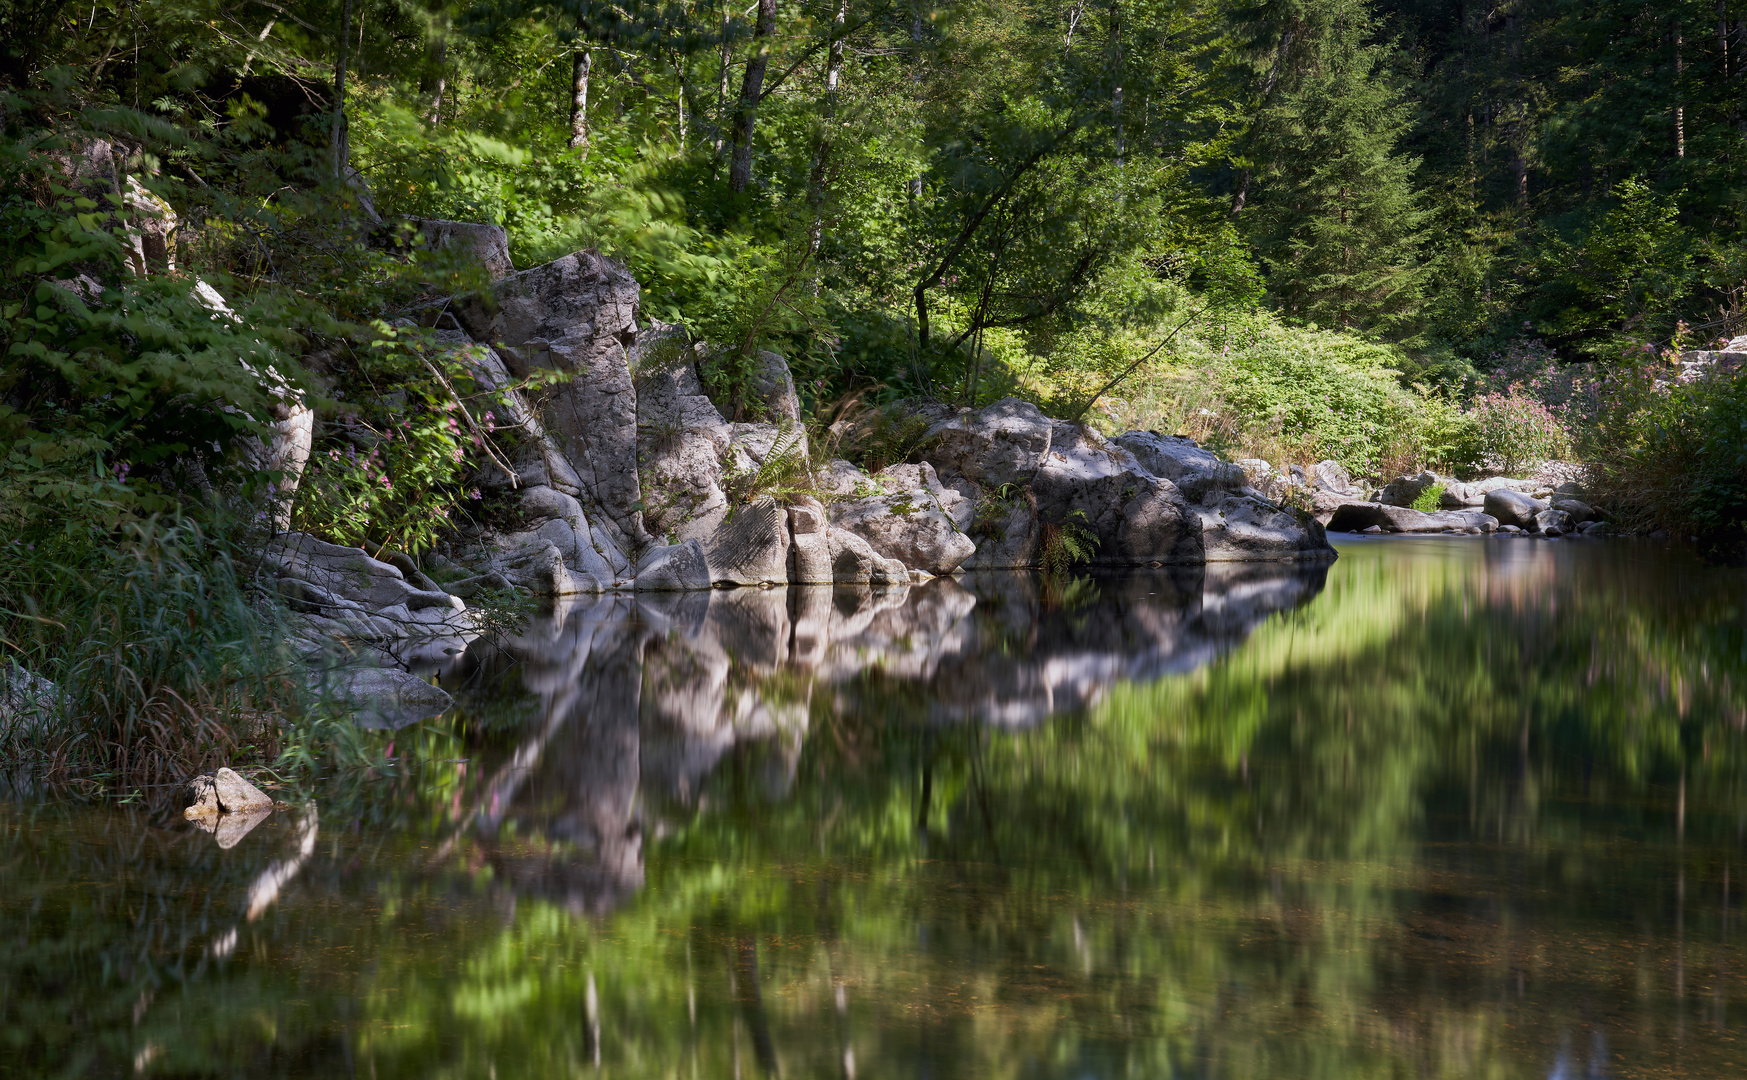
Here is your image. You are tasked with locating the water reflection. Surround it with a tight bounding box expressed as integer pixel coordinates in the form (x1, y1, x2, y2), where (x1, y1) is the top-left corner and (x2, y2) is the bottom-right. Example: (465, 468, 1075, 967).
(7, 538, 1747, 1079)
(443, 563, 1329, 916)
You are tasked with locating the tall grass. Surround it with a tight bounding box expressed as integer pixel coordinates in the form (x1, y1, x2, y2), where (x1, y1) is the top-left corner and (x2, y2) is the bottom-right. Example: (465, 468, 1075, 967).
(1581, 363, 1747, 549)
(0, 517, 308, 791)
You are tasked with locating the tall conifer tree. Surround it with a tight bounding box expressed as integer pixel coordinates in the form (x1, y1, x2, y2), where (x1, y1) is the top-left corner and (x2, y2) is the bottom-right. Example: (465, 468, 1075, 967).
(1234, 0, 1428, 335)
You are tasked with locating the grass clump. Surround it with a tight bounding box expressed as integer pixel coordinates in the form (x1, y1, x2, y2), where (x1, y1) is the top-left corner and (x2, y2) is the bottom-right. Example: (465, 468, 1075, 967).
(0, 517, 311, 791)
(1409, 484, 1447, 513)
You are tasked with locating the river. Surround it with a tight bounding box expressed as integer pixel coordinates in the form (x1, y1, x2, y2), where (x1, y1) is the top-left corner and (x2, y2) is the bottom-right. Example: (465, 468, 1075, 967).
(5, 536, 1746, 1078)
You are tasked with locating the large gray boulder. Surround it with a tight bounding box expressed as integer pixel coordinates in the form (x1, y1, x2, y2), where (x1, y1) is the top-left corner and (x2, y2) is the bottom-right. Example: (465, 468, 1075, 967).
(1199, 494, 1335, 560)
(634, 538, 714, 591)
(704, 501, 792, 587)
(958, 485, 1041, 570)
(827, 527, 911, 586)
(1311, 460, 1357, 494)
(1032, 423, 1203, 566)
(182, 767, 275, 819)
(1113, 432, 1249, 506)
(921, 397, 1054, 488)
(1379, 471, 1442, 508)
(787, 499, 834, 584)
(743, 350, 802, 424)
(1535, 508, 1574, 537)
(1551, 497, 1596, 524)
(633, 326, 733, 545)
(409, 218, 516, 280)
(1442, 476, 1536, 508)
(267, 534, 462, 613)
(431, 330, 595, 500)
(1483, 488, 1548, 530)
(695, 349, 803, 424)
(437, 469, 625, 596)
(455, 251, 647, 550)
(1326, 503, 1498, 534)
(829, 461, 977, 575)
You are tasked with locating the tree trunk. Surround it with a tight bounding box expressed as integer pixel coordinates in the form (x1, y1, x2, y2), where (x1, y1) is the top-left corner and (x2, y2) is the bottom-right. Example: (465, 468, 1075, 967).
(570, 48, 593, 150)
(420, 32, 447, 125)
(1721, 1, 1731, 80)
(728, 0, 776, 192)
(807, 0, 849, 254)
(331, 0, 352, 180)
(1110, 0, 1122, 167)
(1675, 19, 1686, 159)
(1230, 24, 1294, 215)
(714, 0, 732, 158)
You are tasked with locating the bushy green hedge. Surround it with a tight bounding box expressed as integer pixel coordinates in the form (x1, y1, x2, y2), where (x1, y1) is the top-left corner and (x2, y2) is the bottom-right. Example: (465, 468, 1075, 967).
(1107, 318, 1473, 479)
(1584, 363, 1747, 551)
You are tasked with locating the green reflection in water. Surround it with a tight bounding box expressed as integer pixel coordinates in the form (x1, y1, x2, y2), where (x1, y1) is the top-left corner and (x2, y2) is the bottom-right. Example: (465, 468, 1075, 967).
(5, 537, 1747, 1079)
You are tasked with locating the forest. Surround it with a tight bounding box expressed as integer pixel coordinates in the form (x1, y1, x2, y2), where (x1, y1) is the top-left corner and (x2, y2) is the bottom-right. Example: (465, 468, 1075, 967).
(3, 0, 1747, 774)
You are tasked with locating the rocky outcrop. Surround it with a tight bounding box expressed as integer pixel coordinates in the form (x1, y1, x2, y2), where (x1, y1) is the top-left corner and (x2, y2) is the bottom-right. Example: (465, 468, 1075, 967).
(265, 533, 472, 724)
(408, 218, 515, 280)
(454, 252, 647, 550)
(1317, 468, 1616, 538)
(320, 250, 1333, 620)
(826, 461, 976, 575)
(1031, 422, 1206, 566)
(1672, 334, 1747, 385)
(1200, 493, 1337, 557)
(1114, 433, 1331, 561)
(1379, 471, 1440, 508)
(633, 538, 714, 591)
(921, 397, 1054, 487)
(634, 327, 734, 545)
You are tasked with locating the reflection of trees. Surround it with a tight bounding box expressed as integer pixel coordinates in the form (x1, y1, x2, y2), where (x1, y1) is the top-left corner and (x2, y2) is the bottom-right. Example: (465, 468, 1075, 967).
(435, 564, 1328, 923)
(12, 542, 1747, 1077)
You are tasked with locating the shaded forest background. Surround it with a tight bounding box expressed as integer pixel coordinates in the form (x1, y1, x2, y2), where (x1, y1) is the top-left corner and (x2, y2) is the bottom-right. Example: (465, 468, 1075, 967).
(5, 0, 1746, 468)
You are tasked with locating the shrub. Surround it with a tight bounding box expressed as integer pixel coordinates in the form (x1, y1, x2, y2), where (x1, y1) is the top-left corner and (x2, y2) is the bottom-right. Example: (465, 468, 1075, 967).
(1583, 363, 1747, 549)
(1409, 483, 1446, 513)
(1464, 386, 1571, 475)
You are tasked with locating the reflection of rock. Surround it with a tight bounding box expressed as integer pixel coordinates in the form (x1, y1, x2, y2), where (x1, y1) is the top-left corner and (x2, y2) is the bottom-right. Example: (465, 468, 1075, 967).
(453, 557, 1329, 916)
(920, 565, 1326, 727)
(332, 666, 454, 729)
(196, 807, 274, 849)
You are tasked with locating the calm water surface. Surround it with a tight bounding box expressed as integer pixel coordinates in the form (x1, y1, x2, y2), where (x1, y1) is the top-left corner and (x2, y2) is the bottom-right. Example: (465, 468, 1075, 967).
(6, 537, 1747, 1078)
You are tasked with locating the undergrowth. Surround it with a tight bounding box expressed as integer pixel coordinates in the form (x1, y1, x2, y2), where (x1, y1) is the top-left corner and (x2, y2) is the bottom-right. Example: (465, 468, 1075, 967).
(0, 517, 310, 791)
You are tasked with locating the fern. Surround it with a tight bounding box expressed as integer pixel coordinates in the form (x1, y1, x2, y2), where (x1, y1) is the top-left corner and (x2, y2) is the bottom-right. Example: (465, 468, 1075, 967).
(1040, 509, 1099, 575)
(721, 423, 829, 519)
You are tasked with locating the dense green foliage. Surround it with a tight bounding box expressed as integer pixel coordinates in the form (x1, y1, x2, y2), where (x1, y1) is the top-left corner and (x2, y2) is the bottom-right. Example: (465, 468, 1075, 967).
(3, 0, 1746, 527)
